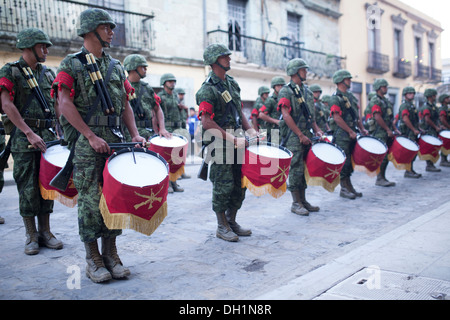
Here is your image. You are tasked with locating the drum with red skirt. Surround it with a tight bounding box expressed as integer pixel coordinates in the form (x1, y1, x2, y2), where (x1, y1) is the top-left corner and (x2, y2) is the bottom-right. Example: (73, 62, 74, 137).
(387, 136, 419, 171)
(241, 143, 293, 198)
(439, 130, 450, 156)
(99, 148, 169, 236)
(418, 135, 443, 163)
(148, 134, 188, 182)
(39, 142, 78, 208)
(352, 136, 387, 177)
(304, 141, 346, 192)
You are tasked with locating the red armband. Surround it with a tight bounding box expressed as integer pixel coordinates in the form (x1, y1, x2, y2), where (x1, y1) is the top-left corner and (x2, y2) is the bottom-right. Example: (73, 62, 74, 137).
(124, 79, 135, 96)
(52, 71, 75, 98)
(365, 114, 372, 121)
(371, 104, 382, 115)
(330, 105, 342, 116)
(440, 110, 447, 117)
(422, 109, 431, 117)
(277, 97, 292, 113)
(259, 105, 267, 114)
(199, 101, 214, 120)
(401, 109, 410, 118)
(154, 93, 161, 106)
(0, 77, 14, 101)
(251, 108, 259, 117)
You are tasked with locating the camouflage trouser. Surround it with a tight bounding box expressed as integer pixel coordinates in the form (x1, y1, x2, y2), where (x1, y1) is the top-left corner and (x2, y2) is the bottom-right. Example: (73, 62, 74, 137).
(0, 135, 4, 193)
(209, 150, 246, 213)
(335, 138, 356, 179)
(73, 140, 121, 242)
(12, 151, 53, 217)
(286, 137, 309, 192)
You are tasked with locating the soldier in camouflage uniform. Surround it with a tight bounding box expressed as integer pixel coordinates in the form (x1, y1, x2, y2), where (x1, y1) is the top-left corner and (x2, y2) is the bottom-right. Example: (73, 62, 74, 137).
(251, 86, 270, 132)
(53, 8, 146, 283)
(0, 28, 62, 254)
(438, 93, 450, 167)
(278, 58, 323, 216)
(258, 76, 285, 143)
(158, 73, 185, 192)
(196, 43, 257, 242)
(174, 87, 191, 179)
(329, 70, 368, 199)
(420, 88, 443, 172)
(310, 84, 330, 133)
(0, 118, 5, 224)
(398, 86, 423, 178)
(367, 79, 399, 187)
(122, 53, 170, 140)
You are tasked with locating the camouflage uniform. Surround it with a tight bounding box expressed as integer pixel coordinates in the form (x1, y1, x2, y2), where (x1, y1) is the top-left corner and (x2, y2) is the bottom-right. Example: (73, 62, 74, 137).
(0, 28, 60, 253)
(438, 94, 450, 166)
(159, 73, 182, 133)
(261, 77, 285, 142)
(0, 123, 4, 193)
(175, 88, 188, 129)
(310, 84, 329, 132)
(420, 88, 442, 172)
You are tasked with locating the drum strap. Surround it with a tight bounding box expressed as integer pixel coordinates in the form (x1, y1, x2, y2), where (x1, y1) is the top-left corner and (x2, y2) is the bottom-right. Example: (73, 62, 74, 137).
(208, 77, 241, 129)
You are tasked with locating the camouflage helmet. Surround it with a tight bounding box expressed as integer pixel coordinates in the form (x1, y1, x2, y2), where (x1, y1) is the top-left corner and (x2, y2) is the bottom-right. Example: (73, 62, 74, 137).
(271, 76, 286, 87)
(16, 28, 52, 49)
(438, 93, 450, 104)
(286, 58, 309, 76)
(373, 78, 389, 91)
(203, 43, 231, 65)
(333, 69, 352, 84)
(424, 88, 438, 98)
(258, 86, 270, 96)
(174, 88, 185, 95)
(123, 54, 148, 72)
(77, 8, 116, 37)
(368, 91, 376, 101)
(309, 84, 322, 93)
(321, 95, 331, 104)
(160, 73, 176, 86)
(402, 86, 416, 96)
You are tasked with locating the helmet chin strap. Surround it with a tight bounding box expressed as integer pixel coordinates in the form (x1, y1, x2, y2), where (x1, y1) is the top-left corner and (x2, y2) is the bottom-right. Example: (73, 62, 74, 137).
(136, 69, 145, 79)
(215, 61, 230, 71)
(296, 71, 306, 82)
(32, 47, 45, 63)
(94, 31, 110, 48)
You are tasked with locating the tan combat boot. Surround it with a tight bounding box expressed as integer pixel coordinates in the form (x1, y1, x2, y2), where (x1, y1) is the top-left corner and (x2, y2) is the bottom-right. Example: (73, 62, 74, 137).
(290, 190, 309, 216)
(84, 240, 112, 283)
(215, 211, 239, 242)
(23, 217, 39, 255)
(226, 208, 251, 236)
(101, 237, 130, 279)
(339, 178, 356, 199)
(299, 188, 319, 212)
(37, 214, 63, 250)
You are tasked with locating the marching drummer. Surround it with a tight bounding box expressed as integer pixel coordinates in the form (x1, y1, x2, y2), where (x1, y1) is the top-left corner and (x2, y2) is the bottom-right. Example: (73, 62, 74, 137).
(0, 28, 62, 254)
(398, 87, 423, 178)
(122, 54, 170, 141)
(251, 86, 270, 132)
(438, 93, 450, 167)
(53, 8, 146, 283)
(367, 79, 399, 187)
(328, 70, 368, 200)
(310, 84, 331, 133)
(158, 73, 185, 192)
(420, 88, 443, 172)
(196, 43, 257, 242)
(278, 58, 323, 216)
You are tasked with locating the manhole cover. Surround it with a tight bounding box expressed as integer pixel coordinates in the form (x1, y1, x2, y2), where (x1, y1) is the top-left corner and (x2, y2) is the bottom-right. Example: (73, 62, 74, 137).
(315, 267, 450, 300)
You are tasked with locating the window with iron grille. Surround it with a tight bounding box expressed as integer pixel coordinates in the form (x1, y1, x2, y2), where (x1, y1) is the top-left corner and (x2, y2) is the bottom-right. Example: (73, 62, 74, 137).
(228, 0, 246, 52)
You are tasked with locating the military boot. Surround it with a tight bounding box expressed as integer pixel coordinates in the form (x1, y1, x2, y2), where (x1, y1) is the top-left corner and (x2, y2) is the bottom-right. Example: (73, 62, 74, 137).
(426, 160, 441, 172)
(440, 154, 450, 167)
(346, 178, 362, 197)
(290, 190, 309, 216)
(101, 237, 130, 279)
(299, 188, 319, 212)
(37, 214, 63, 250)
(375, 164, 396, 187)
(340, 178, 356, 199)
(23, 217, 39, 255)
(84, 240, 112, 283)
(404, 170, 421, 178)
(0, 216, 4, 224)
(215, 211, 239, 242)
(170, 181, 184, 192)
(226, 208, 251, 236)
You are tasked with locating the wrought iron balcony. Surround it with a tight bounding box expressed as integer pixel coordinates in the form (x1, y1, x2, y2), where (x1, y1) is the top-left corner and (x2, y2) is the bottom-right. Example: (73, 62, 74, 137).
(207, 29, 345, 78)
(367, 51, 390, 74)
(0, 0, 154, 52)
(414, 62, 429, 79)
(393, 58, 411, 79)
(430, 67, 442, 83)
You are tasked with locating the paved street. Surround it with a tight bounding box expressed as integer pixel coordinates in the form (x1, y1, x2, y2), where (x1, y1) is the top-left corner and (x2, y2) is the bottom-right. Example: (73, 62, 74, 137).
(0, 156, 449, 301)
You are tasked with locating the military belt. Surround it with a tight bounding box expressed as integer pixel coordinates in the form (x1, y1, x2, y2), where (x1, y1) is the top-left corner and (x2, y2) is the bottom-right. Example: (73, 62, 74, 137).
(87, 115, 122, 127)
(136, 120, 152, 128)
(24, 118, 56, 129)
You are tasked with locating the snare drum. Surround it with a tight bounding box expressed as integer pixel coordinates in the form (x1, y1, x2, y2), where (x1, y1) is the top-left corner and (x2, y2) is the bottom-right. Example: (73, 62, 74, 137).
(418, 135, 443, 163)
(148, 134, 188, 181)
(99, 148, 169, 236)
(241, 143, 293, 198)
(305, 141, 346, 192)
(39, 143, 78, 208)
(439, 130, 450, 156)
(387, 136, 419, 171)
(352, 136, 387, 176)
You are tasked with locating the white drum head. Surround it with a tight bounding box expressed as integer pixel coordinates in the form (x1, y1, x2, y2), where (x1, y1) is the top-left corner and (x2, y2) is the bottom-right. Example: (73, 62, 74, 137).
(396, 136, 419, 152)
(108, 152, 167, 187)
(439, 130, 450, 139)
(312, 143, 345, 165)
(421, 135, 442, 146)
(150, 135, 187, 148)
(247, 144, 291, 159)
(43, 144, 70, 167)
(358, 137, 387, 154)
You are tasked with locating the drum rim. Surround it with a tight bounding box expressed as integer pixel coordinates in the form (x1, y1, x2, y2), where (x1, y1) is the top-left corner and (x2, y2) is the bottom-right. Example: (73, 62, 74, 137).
(357, 135, 388, 149)
(311, 140, 347, 161)
(439, 130, 450, 138)
(108, 147, 169, 173)
(149, 133, 188, 145)
(420, 134, 443, 145)
(247, 142, 293, 158)
(395, 135, 420, 149)
(42, 143, 70, 160)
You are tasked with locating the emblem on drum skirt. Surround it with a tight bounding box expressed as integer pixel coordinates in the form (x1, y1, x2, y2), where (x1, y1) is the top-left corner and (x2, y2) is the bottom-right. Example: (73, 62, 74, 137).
(418, 135, 443, 163)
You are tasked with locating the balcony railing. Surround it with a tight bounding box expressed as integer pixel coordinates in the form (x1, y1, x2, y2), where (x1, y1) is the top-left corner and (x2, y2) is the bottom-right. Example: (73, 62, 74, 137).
(367, 51, 390, 74)
(430, 67, 442, 83)
(393, 58, 411, 79)
(207, 29, 345, 78)
(0, 0, 154, 51)
(415, 62, 429, 79)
